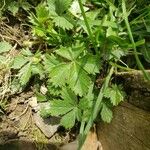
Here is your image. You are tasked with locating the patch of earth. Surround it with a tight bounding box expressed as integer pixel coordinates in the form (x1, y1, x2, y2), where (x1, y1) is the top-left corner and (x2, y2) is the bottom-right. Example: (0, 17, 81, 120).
(0, 91, 77, 150)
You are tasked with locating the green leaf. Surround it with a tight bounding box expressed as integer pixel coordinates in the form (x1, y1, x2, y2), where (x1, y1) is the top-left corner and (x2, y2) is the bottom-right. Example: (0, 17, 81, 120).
(104, 84, 124, 106)
(110, 49, 126, 60)
(80, 54, 100, 75)
(47, 83, 61, 96)
(11, 55, 29, 69)
(19, 63, 32, 85)
(61, 87, 77, 104)
(0, 41, 12, 54)
(49, 99, 73, 116)
(56, 43, 85, 60)
(106, 27, 117, 37)
(61, 109, 76, 129)
(31, 64, 44, 78)
(56, 46, 73, 60)
(43, 54, 60, 72)
(36, 3, 49, 23)
(101, 103, 113, 123)
(47, 87, 79, 128)
(53, 16, 73, 30)
(21, 48, 33, 56)
(69, 63, 91, 96)
(49, 87, 78, 116)
(55, 0, 72, 15)
(49, 63, 71, 87)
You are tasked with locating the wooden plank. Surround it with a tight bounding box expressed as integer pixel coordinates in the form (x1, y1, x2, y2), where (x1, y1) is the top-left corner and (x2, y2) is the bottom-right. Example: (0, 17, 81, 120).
(97, 102, 150, 150)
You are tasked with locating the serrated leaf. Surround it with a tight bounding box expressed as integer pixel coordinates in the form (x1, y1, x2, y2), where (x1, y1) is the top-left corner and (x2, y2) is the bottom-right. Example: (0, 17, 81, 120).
(60, 109, 76, 129)
(19, 63, 32, 85)
(53, 16, 73, 30)
(49, 87, 77, 116)
(79, 84, 94, 110)
(104, 84, 124, 106)
(49, 63, 71, 87)
(61, 87, 77, 104)
(43, 54, 60, 72)
(31, 64, 44, 78)
(40, 103, 51, 118)
(55, 0, 72, 15)
(0, 41, 12, 53)
(49, 100, 72, 116)
(69, 63, 91, 96)
(56, 46, 73, 60)
(56, 43, 85, 60)
(110, 49, 126, 60)
(47, 82, 61, 96)
(80, 54, 100, 75)
(101, 103, 113, 123)
(106, 27, 117, 37)
(11, 55, 29, 69)
(21, 48, 33, 56)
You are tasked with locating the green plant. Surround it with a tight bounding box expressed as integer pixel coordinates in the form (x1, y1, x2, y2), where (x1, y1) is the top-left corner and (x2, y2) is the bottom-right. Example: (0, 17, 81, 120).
(6, 0, 150, 149)
(0, 0, 32, 17)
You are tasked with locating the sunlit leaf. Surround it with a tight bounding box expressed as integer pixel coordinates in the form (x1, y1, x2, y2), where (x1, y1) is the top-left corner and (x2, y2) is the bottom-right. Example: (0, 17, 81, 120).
(0, 41, 12, 53)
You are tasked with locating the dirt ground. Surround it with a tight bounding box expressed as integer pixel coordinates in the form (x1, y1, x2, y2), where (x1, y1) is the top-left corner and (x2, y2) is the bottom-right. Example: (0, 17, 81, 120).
(0, 91, 77, 150)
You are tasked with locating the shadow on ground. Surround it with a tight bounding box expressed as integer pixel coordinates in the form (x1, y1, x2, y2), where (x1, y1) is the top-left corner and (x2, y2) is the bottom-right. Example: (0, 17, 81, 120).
(0, 131, 59, 150)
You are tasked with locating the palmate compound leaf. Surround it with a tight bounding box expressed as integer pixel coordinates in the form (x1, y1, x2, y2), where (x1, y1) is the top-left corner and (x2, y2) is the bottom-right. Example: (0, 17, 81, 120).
(101, 103, 113, 123)
(48, 87, 78, 128)
(69, 62, 91, 96)
(48, 44, 91, 96)
(104, 84, 124, 106)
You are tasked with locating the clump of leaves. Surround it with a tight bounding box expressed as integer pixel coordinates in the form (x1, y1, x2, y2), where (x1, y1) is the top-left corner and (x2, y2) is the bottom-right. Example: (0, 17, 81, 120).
(4, 0, 150, 149)
(11, 48, 44, 85)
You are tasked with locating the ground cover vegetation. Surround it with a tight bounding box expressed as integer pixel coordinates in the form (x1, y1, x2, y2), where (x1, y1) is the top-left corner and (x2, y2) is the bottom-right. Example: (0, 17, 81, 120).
(0, 0, 150, 149)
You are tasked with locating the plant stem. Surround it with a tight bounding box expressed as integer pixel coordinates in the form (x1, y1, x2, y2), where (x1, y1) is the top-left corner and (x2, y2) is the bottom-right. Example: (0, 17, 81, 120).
(78, 66, 114, 149)
(85, 66, 114, 133)
(122, 0, 150, 81)
(78, 0, 97, 52)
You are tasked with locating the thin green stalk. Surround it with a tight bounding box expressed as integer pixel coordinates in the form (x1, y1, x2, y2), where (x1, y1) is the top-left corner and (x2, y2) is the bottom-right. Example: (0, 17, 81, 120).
(78, 66, 114, 149)
(122, 0, 150, 81)
(85, 66, 114, 133)
(78, 0, 97, 52)
(79, 121, 85, 134)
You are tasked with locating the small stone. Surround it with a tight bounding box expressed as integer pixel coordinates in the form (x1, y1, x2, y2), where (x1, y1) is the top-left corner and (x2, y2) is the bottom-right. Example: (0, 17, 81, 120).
(33, 112, 60, 138)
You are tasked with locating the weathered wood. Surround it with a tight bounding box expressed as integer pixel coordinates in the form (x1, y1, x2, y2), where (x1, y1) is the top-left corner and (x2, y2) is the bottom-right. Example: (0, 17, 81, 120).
(97, 102, 150, 150)
(116, 70, 150, 111)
